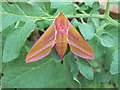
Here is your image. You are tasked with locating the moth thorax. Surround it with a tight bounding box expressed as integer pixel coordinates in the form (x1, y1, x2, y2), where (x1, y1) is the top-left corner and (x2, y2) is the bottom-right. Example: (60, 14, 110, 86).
(55, 18, 69, 32)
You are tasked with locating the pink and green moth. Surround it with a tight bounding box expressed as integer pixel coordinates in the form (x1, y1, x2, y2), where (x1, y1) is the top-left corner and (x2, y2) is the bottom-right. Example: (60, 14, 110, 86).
(26, 12, 94, 63)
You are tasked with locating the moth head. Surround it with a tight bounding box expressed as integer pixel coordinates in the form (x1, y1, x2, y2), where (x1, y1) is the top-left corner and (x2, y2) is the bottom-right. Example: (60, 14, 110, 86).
(54, 12, 69, 32)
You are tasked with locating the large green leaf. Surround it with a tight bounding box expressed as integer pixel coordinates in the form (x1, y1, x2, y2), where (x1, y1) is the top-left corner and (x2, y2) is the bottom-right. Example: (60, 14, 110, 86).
(111, 74, 119, 88)
(2, 57, 56, 88)
(88, 10, 100, 28)
(0, 82, 1, 90)
(78, 22, 95, 40)
(63, 52, 78, 77)
(88, 37, 105, 59)
(79, 73, 102, 88)
(36, 20, 52, 32)
(16, 2, 50, 17)
(46, 63, 70, 88)
(0, 9, 2, 32)
(2, 23, 16, 39)
(104, 25, 118, 46)
(71, 18, 79, 28)
(100, 33, 117, 47)
(2, 2, 51, 30)
(50, 47, 61, 62)
(51, 2, 76, 15)
(0, 33, 1, 72)
(3, 20, 35, 62)
(1, 3, 26, 30)
(76, 57, 94, 80)
(110, 50, 119, 74)
(1, 2, 25, 15)
(2, 2, 50, 17)
(95, 72, 111, 83)
(2, 13, 28, 31)
(0, 5, 2, 73)
(2, 2, 54, 63)
(37, 2, 51, 14)
(63, 65, 81, 88)
(102, 47, 116, 70)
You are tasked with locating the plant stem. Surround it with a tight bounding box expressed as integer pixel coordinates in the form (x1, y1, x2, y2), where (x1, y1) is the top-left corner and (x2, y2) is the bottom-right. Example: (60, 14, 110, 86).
(3, 10, 119, 27)
(104, 1, 111, 16)
(3, 11, 105, 20)
(29, 14, 120, 27)
(103, 1, 119, 27)
(80, 18, 84, 23)
(97, 21, 109, 31)
(67, 14, 105, 19)
(106, 16, 120, 27)
(74, 3, 87, 14)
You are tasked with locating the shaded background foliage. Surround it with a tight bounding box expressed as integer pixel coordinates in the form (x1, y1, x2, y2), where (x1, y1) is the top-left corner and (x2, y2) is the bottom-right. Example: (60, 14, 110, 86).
(0, 1, 119, 88)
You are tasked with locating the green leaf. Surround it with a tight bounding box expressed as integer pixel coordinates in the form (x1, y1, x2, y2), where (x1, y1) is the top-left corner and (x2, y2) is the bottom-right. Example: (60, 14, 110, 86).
(104, 25, 118, 45)
(90, 60, 99, 68)
(2, 2, 51, 30)
(51, 2, 76, 15)
(76, 57, 94, 80)
(0, 85, 1, 90)
(92, 2, 100, 10)
(0, 12, 2, 32)
(95, 72, 111, 83)
(88, 37, 105, 59)
(71, 18, 79, 28)
(50, 47, 61, 62)
(110, 50, 119, 74)
(2, 2, 25, 16)
(2, 23, 19, 40)
(3, 20, 35, 62)
(46, 63, 70, 88)
(88, 10, 100, 28)
(36, 20, 52, 32)
(79, 75, 102, 88)
(78, 3, 88, 11)
(2, 13, 26, 30)
(35, 2, 51, 15)
(2, 58, 56, 88)
(1, 2, 34, 30)
(103, 83, 114, 88)
(49, 8, 57, 15)
(100, 33, 116, 47)
(85, 2, 94, 7)
(63, 65, 81, 88)
(111, 74, 119, 88)
(0, 33, 2, 72)
(63, 52, 78, 77)
(16, 2, 49, 16)
(78, 22, 95, 40)
(102, 47, 116, 70)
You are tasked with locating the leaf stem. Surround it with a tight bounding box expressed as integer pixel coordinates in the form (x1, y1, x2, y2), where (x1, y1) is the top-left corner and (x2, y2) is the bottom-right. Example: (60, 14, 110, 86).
(106, 16, 120, 27)
(103, 1, 119, 27)
(97, 21, 109, 31)
(2, 9, 119, 27)
(80, 18, 84, 23)
(104, 1, 111, 16)
(67, 14, 105, 19)
(74, 3, 87, 14)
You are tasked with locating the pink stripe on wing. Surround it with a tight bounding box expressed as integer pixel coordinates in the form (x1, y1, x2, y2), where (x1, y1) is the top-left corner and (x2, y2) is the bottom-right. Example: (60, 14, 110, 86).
(71, 50, 94, 60)
(27, 42, 54, 59)
(68, 40, 92, 56)
(26, 51, 51, 63)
